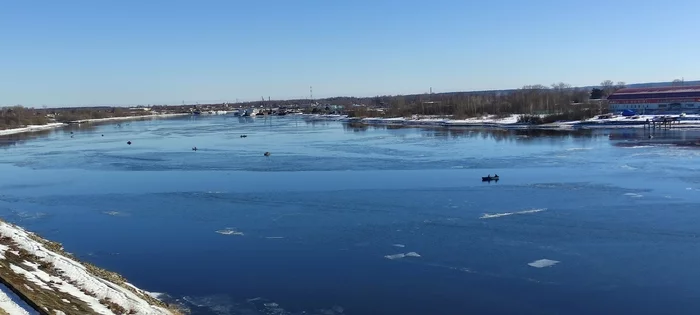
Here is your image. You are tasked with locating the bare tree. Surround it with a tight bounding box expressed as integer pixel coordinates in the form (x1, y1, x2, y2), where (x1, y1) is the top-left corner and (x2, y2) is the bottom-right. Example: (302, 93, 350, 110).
(614, 81, 626, 90)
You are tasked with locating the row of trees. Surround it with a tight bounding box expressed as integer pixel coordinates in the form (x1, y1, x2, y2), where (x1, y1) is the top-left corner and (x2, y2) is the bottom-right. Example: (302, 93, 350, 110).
(0, 106, 153, 130)
(346, 81, 626, 120)
(0, 106, 50, 130)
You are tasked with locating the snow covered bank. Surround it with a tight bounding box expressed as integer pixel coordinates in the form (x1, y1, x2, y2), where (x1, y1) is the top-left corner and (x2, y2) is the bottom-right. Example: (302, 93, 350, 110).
(327, 113, 700, 130)
(0, 123, 66, 137)
(0, 220, 180, 315)
(0, 113, 191, 137)
(70, 113, 190, 124)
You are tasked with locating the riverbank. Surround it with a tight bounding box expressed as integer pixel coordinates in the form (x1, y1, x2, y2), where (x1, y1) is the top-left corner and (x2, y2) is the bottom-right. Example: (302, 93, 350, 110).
(67, 113, 190, 124)
(302, 113, 700, 130)
(0, 220, 181, 315)
(0, 113, 191, 137)
(0, 123, 66, 137)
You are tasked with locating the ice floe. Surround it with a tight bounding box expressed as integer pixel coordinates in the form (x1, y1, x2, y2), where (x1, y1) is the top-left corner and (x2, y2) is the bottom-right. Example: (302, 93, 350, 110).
(528, 259, 560, 268)
(384, 252, 421, 260)
(215, 228, 244, 236)
(480, 208, 546, 219)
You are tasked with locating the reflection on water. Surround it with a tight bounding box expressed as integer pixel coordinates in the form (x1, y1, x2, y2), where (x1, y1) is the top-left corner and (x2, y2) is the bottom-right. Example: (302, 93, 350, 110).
(0, 129, 59, 148)
(609, 129, 700, 148)
(343, 123, 602, 142)
(342, 123, 700, 148)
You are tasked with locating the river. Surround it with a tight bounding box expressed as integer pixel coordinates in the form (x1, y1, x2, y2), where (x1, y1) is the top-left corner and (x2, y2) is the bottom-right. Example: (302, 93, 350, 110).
(1, 115, 700, 315)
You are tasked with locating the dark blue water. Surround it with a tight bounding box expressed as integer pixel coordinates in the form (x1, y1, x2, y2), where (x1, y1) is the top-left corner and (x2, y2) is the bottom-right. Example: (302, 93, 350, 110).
(1, 116, 700, 315)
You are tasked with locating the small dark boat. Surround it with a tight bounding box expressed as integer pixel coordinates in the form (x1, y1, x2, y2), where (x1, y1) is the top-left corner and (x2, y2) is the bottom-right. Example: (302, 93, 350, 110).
(482, 175, 499, 181)
(240, 135, 248, 138)
(264, 152, 270, 157)
(192, 147, 198, 151)
(127, 141, 132, 145)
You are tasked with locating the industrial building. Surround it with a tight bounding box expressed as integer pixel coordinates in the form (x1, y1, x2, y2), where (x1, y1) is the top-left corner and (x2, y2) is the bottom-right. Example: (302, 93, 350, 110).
(607, 85, 700, 115)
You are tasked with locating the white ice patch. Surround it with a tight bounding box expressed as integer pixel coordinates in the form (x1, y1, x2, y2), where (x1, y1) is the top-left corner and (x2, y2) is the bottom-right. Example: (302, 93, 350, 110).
(146, 292, 165, 299)
(216, 228, 244, 236)
(102, 211, 128, 216)
(480, 208, 546, 219)
(528, 259, 560, 268)
(621, 164, 637, 170)
(624, 193, 643, 198)
(623, 145, 653, 149)
(265, 237, 284, 239)
(384, 252, 421, 260)
(392, 244, 406, 248)
(565, 147, 591, 151)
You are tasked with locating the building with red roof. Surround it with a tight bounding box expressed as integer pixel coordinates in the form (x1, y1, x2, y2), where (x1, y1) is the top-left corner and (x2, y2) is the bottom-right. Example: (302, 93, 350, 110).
(608, 85, 700, 114)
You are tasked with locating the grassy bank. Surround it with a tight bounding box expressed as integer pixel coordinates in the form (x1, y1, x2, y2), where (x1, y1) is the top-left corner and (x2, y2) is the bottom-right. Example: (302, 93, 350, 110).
(0, 220, 183, 315)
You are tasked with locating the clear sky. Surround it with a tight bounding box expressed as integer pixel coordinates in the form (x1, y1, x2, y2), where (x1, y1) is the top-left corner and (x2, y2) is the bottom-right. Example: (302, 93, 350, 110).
(1, 0, 699, 107)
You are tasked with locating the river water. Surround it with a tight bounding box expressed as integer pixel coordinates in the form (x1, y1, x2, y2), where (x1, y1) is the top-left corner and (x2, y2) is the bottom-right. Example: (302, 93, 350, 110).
(1, 115, 700, 315)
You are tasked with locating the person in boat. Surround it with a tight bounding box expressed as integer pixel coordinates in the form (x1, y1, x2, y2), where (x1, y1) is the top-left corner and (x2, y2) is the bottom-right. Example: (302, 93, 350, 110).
(494, 174, 498, 178)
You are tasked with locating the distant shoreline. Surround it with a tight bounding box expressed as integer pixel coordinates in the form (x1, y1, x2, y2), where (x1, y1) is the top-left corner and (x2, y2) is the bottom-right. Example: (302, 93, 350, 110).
(0, 113, 190, 136)
(302, 114, 700, 130)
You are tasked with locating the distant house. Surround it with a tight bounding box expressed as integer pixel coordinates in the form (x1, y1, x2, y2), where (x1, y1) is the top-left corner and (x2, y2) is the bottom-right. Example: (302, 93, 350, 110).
(608, 85, 700, 115)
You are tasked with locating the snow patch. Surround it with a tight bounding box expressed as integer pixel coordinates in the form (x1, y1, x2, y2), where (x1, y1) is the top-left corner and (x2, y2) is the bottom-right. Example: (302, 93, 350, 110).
(0, 284, 32, 315)
(624, 193, 643, 198)
(0, 123, 65, 136)
(0, 221, 173, 315)
(392, 244, 406, 248)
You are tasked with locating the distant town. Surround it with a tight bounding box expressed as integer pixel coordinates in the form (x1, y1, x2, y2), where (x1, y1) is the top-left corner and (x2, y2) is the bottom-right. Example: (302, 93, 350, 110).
(1, 79, 699, 131)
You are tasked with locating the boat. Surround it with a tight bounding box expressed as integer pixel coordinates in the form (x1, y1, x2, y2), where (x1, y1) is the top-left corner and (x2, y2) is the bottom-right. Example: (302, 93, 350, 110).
(482, 175, 499, 181)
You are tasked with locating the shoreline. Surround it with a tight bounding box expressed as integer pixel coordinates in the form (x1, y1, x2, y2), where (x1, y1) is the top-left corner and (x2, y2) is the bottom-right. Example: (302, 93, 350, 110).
(302, 114, 700, 130)
(0, 219, 182, 315)
(0, 113, 191, 137)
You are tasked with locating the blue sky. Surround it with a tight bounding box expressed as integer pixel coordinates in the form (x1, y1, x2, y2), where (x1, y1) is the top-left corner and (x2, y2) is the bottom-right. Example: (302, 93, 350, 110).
(1, 0, 699, 106)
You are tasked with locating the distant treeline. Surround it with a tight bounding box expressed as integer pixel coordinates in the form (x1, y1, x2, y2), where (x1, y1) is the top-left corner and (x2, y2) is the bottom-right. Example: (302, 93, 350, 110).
(0, 106, 153, 130)
(0, 106, 50, 130)
(2, 80, 630, 129)
(348, 81, 626, 120)
(232, 80, 627, 121)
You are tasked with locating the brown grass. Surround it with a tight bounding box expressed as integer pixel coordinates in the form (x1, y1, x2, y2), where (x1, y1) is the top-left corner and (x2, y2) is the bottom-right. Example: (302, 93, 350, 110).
(0, 224, 184, 315)
(0, 237, 96, 314)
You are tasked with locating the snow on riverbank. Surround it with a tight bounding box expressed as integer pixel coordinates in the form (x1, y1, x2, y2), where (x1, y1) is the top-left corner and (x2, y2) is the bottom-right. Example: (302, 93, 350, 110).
(71, 113, 189, 124)
(0, 113, 191, 137)
(0, 221, 177, 315)
(301, 113, 700, 130)
(0, 284, 33, 315)
(0, 123, 65, 136)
